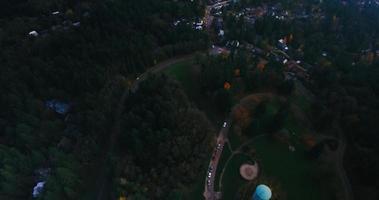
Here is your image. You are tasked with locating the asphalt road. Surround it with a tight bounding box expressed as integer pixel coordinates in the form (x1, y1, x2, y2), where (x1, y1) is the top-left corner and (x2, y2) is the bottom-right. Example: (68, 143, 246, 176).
(203, 119, 231, 200)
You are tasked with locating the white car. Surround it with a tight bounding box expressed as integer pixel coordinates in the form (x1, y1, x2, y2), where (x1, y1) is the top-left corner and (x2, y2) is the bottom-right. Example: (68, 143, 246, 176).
(223, 122, 227, 127)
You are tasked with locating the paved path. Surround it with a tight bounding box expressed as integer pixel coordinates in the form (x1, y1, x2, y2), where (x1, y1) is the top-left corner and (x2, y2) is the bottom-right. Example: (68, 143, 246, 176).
(203, 119, 231, 200)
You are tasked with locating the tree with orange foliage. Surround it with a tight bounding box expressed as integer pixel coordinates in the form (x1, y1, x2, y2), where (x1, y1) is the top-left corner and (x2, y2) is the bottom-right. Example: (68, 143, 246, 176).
(224, 81, 231, 90)
(232, 105, 251, 129)
(301, 134, 317, 150)
(257, 59, 268, 72)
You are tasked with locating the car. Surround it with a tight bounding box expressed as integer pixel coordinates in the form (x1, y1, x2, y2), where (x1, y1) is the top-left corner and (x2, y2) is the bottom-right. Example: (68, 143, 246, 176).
(223, 122, 227, 127)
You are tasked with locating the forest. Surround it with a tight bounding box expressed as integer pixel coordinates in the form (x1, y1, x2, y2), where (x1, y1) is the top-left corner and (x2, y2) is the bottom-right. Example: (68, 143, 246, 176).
(1, 0, 379, 199)
(0, 0, 208, 199)
(115, 75, 213, 199)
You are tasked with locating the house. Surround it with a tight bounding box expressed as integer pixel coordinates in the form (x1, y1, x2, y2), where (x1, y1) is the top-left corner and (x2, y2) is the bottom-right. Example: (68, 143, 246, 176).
(73, 22, 81, 27)
(195, 25, 203, 30)
(173, 21, 180, 26)
(28, 31, 39, 37)
(209, 46, 230, 56)
(226, 40, 240, 48)
(218, 29, 225, 37)
(45, 100, 70, 115)
(277, 39, 288, 51)
(285, 61, 309, 80)
(196, 20, 204, 26)
(32, 182, 45, 198)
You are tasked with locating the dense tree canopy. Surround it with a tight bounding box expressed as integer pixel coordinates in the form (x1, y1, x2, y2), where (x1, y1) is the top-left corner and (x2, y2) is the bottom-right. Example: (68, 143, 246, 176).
(116, 75, 213, 199)
(0, 0, 208, 199)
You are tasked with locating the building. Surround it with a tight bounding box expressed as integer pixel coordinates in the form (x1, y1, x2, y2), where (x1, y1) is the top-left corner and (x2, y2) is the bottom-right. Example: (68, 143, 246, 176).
(28, 31, 39, 37)
(32, 181, 45, 198)
(253, 184, 272, 200)
(45, 100, 70, 115)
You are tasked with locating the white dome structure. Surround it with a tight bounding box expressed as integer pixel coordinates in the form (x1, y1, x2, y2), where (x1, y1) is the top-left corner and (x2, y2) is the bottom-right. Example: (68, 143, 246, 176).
(253, 184, 272, 200)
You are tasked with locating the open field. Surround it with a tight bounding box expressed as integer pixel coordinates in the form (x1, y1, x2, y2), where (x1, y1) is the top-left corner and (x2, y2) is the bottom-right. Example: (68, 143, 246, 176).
(220, 154, 252, 200)
(252, 137, 327, 200)
(163, 58, 197, 95)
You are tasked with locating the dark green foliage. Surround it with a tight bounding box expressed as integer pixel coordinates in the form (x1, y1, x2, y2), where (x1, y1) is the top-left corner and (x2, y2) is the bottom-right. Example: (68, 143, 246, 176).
(117, 75, 213, 199)
(0, 0, 207, 199)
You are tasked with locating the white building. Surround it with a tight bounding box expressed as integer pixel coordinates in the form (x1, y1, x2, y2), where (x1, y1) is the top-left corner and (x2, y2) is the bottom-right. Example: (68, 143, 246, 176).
(73, 22, 81, 27)
(218, 29, 224, 36)
(32, 181, 45, 198)
(28, 31, 39, 37)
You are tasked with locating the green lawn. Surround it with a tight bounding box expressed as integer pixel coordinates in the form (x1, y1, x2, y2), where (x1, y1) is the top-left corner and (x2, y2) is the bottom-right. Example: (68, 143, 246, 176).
(228, 129, 243, 150)
(244, 100, 281, 138)
(220, 154, 252, 200)
(163, 59, 195, 95)
(252, 137, 328, 200)
(283, 112, 308, 136)
(214, 145, 232, 191)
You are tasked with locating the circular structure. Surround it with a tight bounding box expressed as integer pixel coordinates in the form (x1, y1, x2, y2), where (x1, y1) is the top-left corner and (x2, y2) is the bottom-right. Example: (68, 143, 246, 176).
(240, 163, 259, 181)
(253, 184, 272, 200)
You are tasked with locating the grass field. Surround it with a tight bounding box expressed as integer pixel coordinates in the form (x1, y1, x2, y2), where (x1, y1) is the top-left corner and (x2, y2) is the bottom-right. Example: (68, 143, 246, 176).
(163, 59, 196, 95)
(220, 154, 252, 200)
(214, 145, 232, 191)
(252, 137, 327, 200)
(219, 135, 327, 200)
